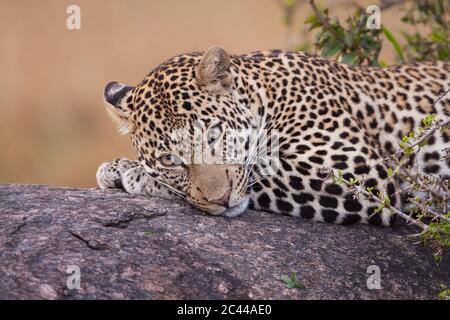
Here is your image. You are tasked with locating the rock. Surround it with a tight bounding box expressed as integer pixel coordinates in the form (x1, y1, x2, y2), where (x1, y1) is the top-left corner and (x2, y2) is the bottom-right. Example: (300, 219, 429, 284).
(0, 183, 448, 299)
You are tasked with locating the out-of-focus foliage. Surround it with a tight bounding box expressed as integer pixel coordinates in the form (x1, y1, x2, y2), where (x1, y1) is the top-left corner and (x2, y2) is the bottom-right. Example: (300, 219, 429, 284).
(305, 4, 383, 66)
(401, 0, 450, 61)
(280, 0, 449, 65)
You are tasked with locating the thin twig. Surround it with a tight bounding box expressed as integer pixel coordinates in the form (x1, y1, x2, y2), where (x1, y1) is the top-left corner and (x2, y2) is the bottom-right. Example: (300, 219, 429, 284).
(394, 164, 448, 201)
(372, 91, 450, 170)
(322, 167, 429, 230)
(309, 0, 334, 31)
(379, 0, 405, 11)
(410, 199, 450, 224)
(346, 179, 429, 229)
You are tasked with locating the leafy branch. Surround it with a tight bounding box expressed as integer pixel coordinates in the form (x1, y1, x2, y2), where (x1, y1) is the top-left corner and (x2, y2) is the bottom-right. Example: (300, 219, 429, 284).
(322, 106, 450, 261)
(306, 0, 383, 66)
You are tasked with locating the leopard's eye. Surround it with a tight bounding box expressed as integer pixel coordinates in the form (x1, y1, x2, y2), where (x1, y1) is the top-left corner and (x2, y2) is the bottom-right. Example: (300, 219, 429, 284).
(159, 153, 182, 167)
(207, 123, 223, 146)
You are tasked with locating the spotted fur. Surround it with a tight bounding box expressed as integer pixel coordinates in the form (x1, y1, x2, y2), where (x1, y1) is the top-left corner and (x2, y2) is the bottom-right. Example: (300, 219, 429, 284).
(97, 47, 450, 226)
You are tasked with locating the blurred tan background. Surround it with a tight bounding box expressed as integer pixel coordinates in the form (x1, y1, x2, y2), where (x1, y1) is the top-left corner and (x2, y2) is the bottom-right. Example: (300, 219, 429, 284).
(0, 0, 411, 187)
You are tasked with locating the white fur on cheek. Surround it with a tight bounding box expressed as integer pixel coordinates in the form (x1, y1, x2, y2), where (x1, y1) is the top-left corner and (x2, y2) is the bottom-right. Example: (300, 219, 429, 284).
(222, 196, 250, 218)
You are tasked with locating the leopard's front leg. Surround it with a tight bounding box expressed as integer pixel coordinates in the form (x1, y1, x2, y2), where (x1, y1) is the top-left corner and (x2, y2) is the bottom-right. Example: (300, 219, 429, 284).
(96, 158, 177, 200)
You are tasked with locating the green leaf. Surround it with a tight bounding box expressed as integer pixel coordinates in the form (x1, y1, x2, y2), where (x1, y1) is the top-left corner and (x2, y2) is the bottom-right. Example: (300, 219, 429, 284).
(379, 59, 389, 67)
(341, 53, 357, 65)
(422, 114, 436, 127)
(308, 20, 323, 31)
(387, 167, 393, 178)
(280, 275, 294, 288)
(429, 32, 446, 43)
(438, 285, 450, 300)
(382, 26, 405, 62)
(344, 32, 354, 47)
(330, 16, 339, 27)
(304, 14, 319, 25)
(370, 58, 381, 67)
(321, 40, 342, 58)
(315, 30, 325, 43)
(360, 37, 377, 49)
(438, 48, 449, 60)
(281, 272, 305, 289)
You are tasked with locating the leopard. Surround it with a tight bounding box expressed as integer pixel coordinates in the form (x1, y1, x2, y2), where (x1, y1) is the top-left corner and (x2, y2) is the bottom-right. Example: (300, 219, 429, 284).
(96, 46, 450, 226)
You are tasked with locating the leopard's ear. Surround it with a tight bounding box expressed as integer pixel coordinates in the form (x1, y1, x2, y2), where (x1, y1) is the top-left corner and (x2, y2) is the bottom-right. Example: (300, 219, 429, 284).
(196, 46, 232, 93)
(104, 81, 136, 135)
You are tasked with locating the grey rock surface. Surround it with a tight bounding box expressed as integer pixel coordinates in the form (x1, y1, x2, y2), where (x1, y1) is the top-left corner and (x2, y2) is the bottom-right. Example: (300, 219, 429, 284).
(0, 183, 448, 299)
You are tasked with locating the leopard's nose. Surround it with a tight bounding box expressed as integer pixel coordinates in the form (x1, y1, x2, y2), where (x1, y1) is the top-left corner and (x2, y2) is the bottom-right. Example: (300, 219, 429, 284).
(210, 188, 231, 208)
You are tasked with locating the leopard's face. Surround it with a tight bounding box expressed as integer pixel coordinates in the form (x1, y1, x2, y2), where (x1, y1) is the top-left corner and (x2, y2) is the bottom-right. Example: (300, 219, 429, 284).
(104, 47, 258, 217)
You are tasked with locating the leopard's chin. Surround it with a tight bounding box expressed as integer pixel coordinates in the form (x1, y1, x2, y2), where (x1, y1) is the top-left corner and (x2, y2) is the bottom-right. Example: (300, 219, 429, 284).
(221, 196, 251, 218)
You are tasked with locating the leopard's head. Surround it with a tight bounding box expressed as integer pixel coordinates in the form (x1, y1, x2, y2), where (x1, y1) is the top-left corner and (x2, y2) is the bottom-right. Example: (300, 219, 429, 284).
(103, 47, 259, 217)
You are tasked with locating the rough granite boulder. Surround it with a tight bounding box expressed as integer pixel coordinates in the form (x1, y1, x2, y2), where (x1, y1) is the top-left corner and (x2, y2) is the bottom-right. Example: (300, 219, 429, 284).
(0, 183, 448, 299)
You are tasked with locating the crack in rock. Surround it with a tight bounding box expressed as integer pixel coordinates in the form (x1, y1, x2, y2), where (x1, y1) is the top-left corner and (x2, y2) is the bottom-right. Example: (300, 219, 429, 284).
(69, 230, 111, 251)
(93, 208, 167, 228)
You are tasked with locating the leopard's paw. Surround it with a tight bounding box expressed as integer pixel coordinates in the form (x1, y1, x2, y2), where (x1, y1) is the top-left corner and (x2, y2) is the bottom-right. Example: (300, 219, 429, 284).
(96, 158, 140, 190)
(96, 161, 122, 190)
